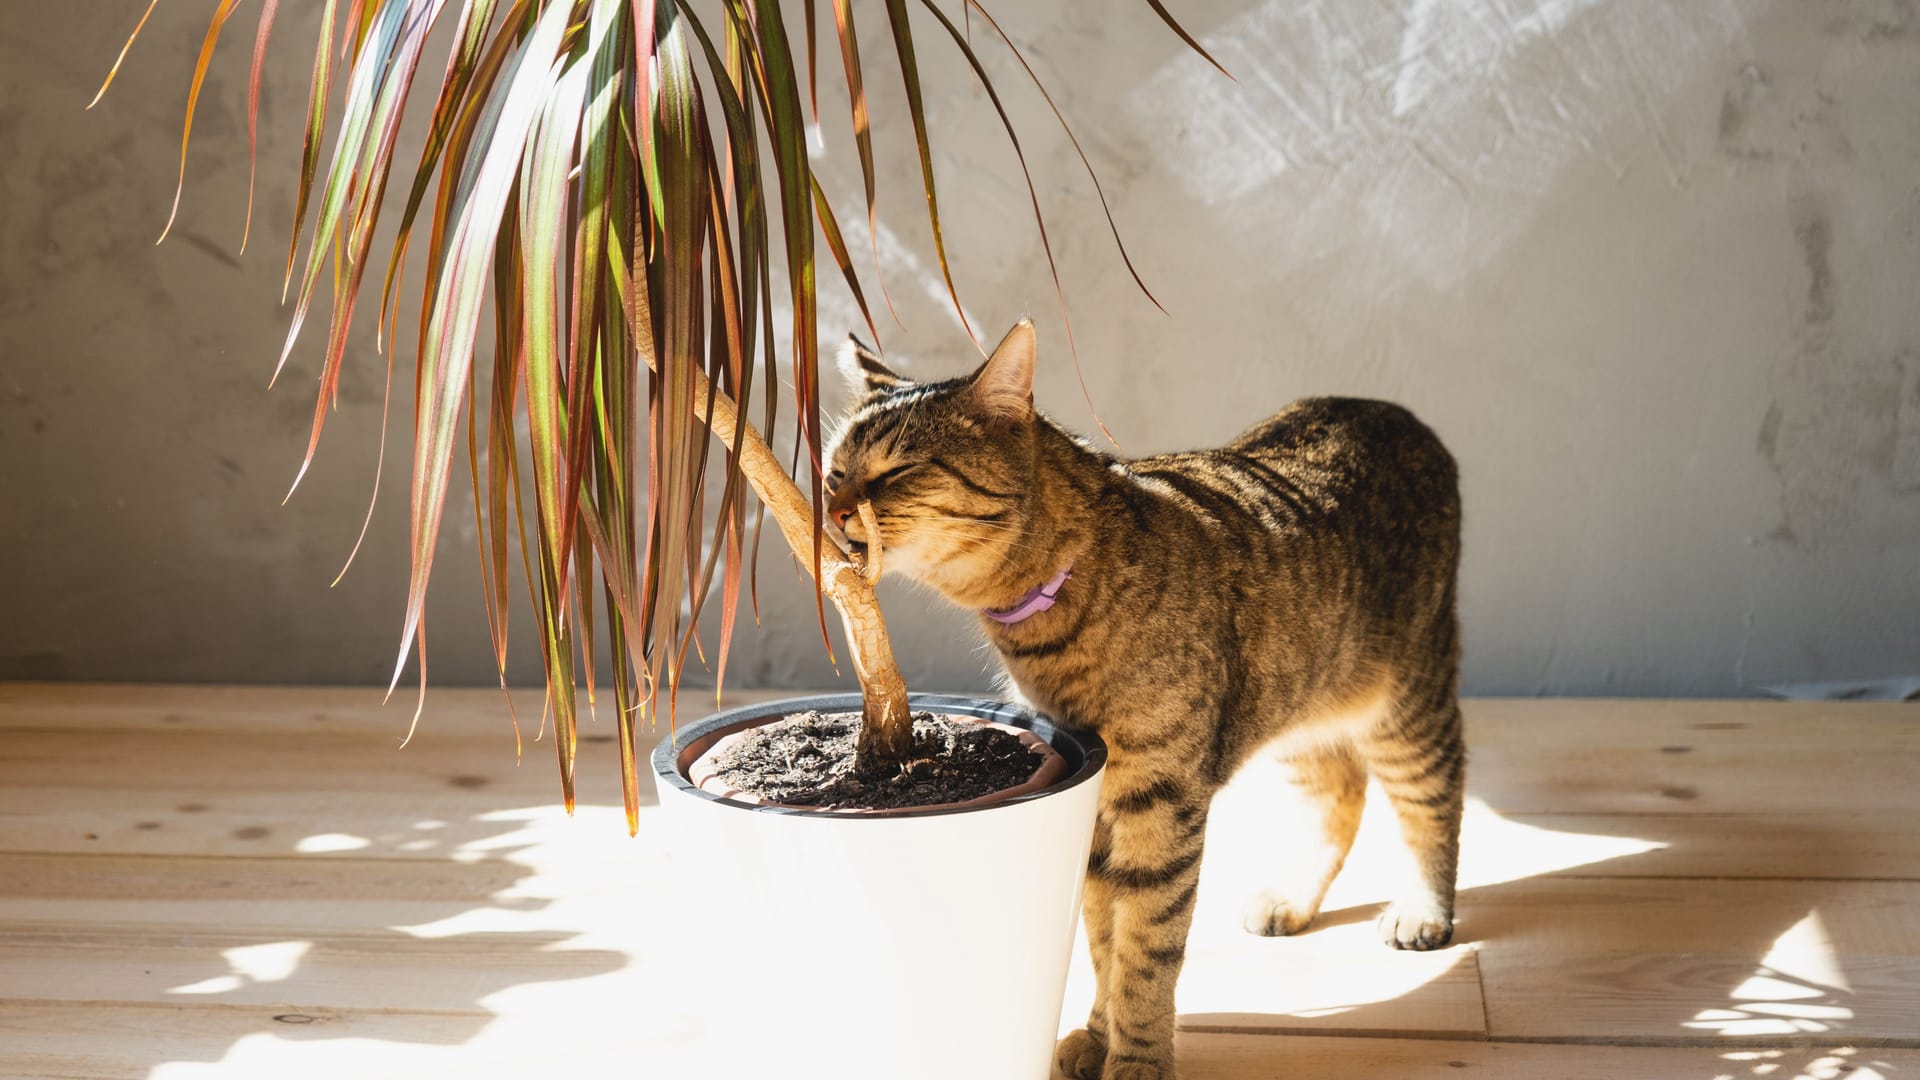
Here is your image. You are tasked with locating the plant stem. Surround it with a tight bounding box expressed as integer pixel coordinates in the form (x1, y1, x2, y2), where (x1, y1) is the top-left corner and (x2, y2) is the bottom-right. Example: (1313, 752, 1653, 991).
(663, 357, 914, 775)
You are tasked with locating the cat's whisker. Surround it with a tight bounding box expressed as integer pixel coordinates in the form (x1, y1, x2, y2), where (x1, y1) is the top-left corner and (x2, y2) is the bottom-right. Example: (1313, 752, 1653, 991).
(871, 519, 995, 550)
(880, 515, 1022, 537)
(902, 513, 1026, 532)
(884, 524, 1054, 556)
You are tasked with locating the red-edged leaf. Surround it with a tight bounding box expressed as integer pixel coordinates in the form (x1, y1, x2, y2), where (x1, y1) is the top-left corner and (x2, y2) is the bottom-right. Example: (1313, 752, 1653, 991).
(963, 1, 1164, 316)
(285, 0, 451, 506)
(520, 13, 596, 810)
(880, 0, 977, 350)
(828, 0, 901, 328)
(802, 0, 818, 124)
(630, 0, 662, 227)
(641, 1, 711, 730)
(88, 0, 163, 110)
(810, 175, 879, 346)
(158, 0, 245, 246)
(916, 0, 1120, 444)
(284, 0, 341, 298)
(241, 0, 282, 254)
(1144, 0, 1233, 80)
(389, 0, 572, 771)
(378, 0, 516, 353)
(735, 0, 833, 657)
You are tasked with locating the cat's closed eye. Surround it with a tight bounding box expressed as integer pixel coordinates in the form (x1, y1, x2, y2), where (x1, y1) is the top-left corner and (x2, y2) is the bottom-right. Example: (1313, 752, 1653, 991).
(871, 463, 918, 487)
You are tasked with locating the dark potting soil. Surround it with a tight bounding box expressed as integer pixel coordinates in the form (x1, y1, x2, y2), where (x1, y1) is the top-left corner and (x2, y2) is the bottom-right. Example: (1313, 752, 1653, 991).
(708, 711, 1042, 810)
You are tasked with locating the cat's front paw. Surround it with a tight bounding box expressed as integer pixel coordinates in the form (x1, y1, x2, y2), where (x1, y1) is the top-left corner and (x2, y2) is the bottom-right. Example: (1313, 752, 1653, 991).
(1241, 888, 1317, 937)
(1378, 902, 1454, 950)
(1055, 1028, 1107, 1079)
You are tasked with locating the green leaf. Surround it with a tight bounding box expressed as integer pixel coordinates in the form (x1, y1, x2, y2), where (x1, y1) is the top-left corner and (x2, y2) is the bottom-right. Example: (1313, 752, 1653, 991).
(739, 0, 833, 656)
(271, 0, 411, 393)
(390, 0, 573, 761)
(520, 11, 596, 808)
(377, 0, 513, 353)
(640, 0, 711, 729)
(284, 0, 340, 298)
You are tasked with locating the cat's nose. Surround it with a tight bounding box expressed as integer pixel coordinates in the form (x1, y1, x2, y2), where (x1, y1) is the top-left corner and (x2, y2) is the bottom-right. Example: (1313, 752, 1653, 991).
(831, 505, 853, 530)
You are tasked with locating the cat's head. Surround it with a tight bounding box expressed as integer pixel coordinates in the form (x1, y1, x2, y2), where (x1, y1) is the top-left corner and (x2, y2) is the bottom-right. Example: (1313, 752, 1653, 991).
(823, 320, 1039, 597)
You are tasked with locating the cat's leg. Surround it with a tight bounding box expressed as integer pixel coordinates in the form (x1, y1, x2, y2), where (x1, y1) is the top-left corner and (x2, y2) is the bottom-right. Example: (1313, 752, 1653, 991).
(1358, 690, 1465, 951)
(1080, 770, 1208, 1080)
(1056, 820, 1116, 1079)
(1241, 744, 1367, 936)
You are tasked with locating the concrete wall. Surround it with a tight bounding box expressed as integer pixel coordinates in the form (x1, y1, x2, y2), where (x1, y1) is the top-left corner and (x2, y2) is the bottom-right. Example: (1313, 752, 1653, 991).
(3, 0, 1916, 702)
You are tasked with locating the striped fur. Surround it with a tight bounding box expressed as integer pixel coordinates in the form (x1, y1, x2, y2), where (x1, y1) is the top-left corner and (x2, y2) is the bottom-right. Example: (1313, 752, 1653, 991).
(826, 323, 1464, 1080)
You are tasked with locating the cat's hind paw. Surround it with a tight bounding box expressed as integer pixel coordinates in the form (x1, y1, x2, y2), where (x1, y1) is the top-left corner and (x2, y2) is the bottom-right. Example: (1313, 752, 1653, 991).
(1378, 902, 1454, 951)
(1240, 889, 1318, 937)
(1055, 1029, 1107, 1079)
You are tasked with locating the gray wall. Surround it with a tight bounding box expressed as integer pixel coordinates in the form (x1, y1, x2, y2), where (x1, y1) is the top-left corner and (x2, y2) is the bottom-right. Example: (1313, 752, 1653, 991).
(3, 0, 1916, 700)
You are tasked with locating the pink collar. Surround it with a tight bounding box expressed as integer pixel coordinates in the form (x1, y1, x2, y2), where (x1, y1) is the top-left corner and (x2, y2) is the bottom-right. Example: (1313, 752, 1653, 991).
(984, 565, 1073, 625)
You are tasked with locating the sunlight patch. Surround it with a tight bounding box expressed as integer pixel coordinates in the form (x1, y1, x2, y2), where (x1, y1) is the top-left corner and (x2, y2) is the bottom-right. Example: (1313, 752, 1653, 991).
(1760, 909, 1851, 994)
(1452, 797, 1665, 888)
(225, 940, 312, 983)
(1721, 1046, 1887, 1080)
(295, 833, 371, 853)
(166, 974, 244, 995)
(1688, 910, 1857, 1036)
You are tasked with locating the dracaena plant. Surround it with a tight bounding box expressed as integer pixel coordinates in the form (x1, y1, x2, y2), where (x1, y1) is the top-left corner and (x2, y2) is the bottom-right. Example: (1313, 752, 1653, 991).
(96, 0, 1222, 830)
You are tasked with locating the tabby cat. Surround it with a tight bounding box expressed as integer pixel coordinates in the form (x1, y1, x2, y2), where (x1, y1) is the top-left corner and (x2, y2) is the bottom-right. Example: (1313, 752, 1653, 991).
(823, 320, 1464, 1080)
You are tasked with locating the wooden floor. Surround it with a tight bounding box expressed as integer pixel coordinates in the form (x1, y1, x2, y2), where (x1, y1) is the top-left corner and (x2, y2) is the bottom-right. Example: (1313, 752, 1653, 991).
(1, 685, 1916, 1080)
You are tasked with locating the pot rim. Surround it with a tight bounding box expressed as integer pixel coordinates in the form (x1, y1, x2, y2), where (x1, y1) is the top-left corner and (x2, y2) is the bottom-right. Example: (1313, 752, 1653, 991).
(651, 693, 1107, 820)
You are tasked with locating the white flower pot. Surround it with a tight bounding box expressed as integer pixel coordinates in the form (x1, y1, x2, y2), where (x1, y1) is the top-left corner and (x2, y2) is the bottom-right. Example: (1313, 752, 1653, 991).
(652, 693, 1107, 1080)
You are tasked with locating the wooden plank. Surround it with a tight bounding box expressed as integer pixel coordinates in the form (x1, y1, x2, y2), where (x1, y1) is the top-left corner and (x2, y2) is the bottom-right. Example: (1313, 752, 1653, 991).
(0, 922, 643, 1013)
(1463, 699, 1920, 816)
(3, 686, 1916, 1078)
(0, 681, 799, 734)
(4, 1003, 1912, 1080)
(1168, 1033, 1918, 1080)
(1475, 877, 1920, 1043)
(0, 750, 660, 859)
(9, 692, 1913, 829)
(1503, 813, 1920, 880)
(0, 785, 626, 859)
(9, 688, 1915, 821)
(0, 846, 670, 931)
(0, 1001, 707, 1080)
(0, 726, 641, 795)
(6, 687, 1902, 740)
(1466, 698, 1920, 745)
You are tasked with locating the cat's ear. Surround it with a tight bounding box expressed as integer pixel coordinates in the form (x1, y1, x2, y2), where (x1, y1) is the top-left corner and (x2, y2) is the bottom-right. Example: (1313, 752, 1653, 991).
(837, 335, 907, 397)
(968, 319, 1036, 424)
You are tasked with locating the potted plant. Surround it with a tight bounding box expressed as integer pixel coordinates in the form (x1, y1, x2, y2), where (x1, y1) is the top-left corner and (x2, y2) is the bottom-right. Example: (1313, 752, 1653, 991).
(99, 2, 1215, 1076)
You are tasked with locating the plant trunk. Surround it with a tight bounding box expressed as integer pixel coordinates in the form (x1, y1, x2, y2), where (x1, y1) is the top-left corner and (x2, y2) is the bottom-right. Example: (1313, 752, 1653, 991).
(668, 361, 914, 775)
